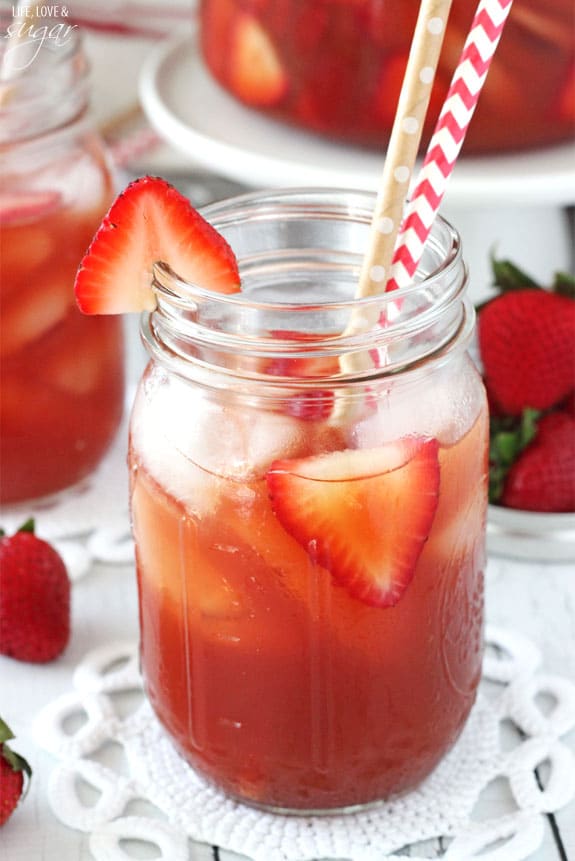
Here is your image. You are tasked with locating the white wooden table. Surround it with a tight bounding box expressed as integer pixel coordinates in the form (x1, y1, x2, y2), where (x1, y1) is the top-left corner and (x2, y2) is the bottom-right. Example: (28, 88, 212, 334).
(0, 552, 573, 861)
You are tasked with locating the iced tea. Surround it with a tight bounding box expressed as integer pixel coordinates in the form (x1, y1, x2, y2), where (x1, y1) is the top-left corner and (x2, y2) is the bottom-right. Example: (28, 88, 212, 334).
(128, 191, 488, 811)
(0, 15, 125, 503)
(0, 167, 124, 502)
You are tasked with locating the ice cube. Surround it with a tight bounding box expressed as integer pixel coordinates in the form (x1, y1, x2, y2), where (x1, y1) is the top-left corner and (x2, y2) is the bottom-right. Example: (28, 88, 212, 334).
(131, 366, 306, 504)
(0, 225, 53, 281)
(353, 359, 481, 449)
(47, 348, 102, 395)
(0, 276, 72, 357)
(131, 371, 221, 517)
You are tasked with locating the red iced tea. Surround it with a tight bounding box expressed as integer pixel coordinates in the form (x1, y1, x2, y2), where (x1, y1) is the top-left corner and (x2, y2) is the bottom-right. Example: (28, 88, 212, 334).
(130, 393, 487, 809)
(0, 15, 125, 503)
(128, 189, 488, 811)
(199, 0, 574, 153)
(0, 171, 124, 502)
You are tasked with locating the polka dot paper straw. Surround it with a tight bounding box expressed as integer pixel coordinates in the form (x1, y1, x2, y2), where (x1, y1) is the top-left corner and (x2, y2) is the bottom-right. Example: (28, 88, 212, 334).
(385, 0, 515, 293)
(355, 0, 453, 301)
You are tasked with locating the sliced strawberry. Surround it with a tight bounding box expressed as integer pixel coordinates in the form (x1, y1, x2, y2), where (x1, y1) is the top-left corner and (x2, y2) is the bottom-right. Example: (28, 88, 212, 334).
(285, 389, 335, 421)
(266, 330, 341, 378)
(0, 190, 61, 227)
(265, 330, 340, 420)
(267, 437, 440, 608)
(74, 176, 241, 315)
(228, 14, 288, 107)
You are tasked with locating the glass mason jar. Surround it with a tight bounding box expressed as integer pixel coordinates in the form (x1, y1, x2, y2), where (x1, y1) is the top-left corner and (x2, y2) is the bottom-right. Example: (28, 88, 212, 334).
(0, 14, 125, 503)
(199, 0, 574, 154)
(129, 188, 488, 812)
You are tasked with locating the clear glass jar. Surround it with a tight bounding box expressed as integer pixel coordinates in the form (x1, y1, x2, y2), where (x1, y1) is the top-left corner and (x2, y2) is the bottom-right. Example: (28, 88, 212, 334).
(0, 13, 125, 503)
(199, 0, 574, 154)
(129, 188, 488, 812)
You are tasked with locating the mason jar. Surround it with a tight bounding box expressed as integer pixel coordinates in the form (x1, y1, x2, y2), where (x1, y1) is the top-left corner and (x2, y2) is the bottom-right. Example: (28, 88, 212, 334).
(199, 0, 574, 154)
(0, 13, 125, 503)
(129, 188, 488, 812)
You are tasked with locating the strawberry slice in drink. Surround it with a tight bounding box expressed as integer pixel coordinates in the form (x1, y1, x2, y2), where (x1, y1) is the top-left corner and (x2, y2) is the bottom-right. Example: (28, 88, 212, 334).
(265, 329, 341, 421)
(228, 14, 289, 107)
(74, 176, 241, 314)
(267, 437, 440, 608)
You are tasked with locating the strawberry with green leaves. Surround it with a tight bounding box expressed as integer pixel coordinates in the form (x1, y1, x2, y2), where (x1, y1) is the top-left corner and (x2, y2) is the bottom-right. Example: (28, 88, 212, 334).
(477, 259, 575, 417)
(479, 259, 575, 513)
(0, 520, 70, 663)
(501, 411, 575, 513)
(0, 719, 31, 826)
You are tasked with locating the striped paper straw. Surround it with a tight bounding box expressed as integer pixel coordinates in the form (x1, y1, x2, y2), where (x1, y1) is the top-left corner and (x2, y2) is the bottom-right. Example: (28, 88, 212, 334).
(385, 0, 515, 293)
(355, 0, 453, 300)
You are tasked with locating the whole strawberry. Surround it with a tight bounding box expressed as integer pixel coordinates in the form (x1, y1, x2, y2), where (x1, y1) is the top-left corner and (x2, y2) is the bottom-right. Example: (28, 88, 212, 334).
(502, 411, 575, 513)
(0, 520, 70, 663)
(478, 261, 575, 416)
(0, 718, 31, 826)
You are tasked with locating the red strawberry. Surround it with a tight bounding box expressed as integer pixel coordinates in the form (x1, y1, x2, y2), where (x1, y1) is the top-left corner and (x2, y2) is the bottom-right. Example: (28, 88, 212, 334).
(228, 14, 288, 106)
(265, 330, 341, 378)
(478, 288, 575, 415)
(265, 330, 340, 420)
(0, 718, 31, 826)
(557, 61, 575, 123)
(285, 389, 335, 421)
(502, 411, 575, 512)
(266, 437, 440, 608)
(560, 390, 575, 416)
(0, 521, 70, 663)
(75, 176, 241, 315)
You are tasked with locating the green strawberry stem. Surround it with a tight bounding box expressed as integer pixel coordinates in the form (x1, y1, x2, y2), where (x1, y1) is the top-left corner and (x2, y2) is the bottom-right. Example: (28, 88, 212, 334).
(477, 256, 575, 313)
(491, 255, 539, 292)
(489, 408, 540, 503)
(0, 519, 35, 540)
(553, 271, 575, 300)
(0, 718, 15, 746)
(0, 718, 32, 781)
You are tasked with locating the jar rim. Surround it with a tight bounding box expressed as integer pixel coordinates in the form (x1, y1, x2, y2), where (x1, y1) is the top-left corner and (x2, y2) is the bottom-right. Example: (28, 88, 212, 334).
(144, 187, 471, 386)
(151, 187, 462, 314)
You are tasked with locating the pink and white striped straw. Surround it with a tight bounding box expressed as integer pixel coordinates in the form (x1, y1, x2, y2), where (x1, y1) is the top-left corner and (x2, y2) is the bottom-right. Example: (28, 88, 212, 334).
(385, 0, 515, 293)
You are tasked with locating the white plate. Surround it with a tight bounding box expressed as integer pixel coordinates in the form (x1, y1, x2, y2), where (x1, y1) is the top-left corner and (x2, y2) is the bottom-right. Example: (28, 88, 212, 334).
(487, 505, 575, 563)
(139, 32, 575, 205)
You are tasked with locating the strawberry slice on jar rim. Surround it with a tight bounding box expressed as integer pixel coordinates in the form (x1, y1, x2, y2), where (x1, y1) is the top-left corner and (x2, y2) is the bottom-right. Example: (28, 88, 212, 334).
(74, 175, 241, 314)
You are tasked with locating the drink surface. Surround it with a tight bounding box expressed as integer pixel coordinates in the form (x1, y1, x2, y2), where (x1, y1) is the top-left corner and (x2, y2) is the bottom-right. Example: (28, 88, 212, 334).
(0, 138, 125, 503)
(199, 0, 574, 154)
(129, 356, 488, 810)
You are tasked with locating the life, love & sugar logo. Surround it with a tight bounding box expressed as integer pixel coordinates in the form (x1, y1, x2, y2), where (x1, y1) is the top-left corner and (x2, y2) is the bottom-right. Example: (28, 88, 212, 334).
(3, 5, 78, 71)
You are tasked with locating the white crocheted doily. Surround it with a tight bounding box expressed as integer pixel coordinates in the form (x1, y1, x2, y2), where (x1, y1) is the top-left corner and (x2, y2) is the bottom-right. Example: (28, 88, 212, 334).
(34, 626, 575, 861)
(0, 412, 134, 578)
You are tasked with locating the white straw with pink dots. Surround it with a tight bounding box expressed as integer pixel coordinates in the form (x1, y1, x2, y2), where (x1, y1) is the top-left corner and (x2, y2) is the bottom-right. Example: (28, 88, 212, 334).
(355, 0, 453, 301)
(383, 0, 515, 293)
